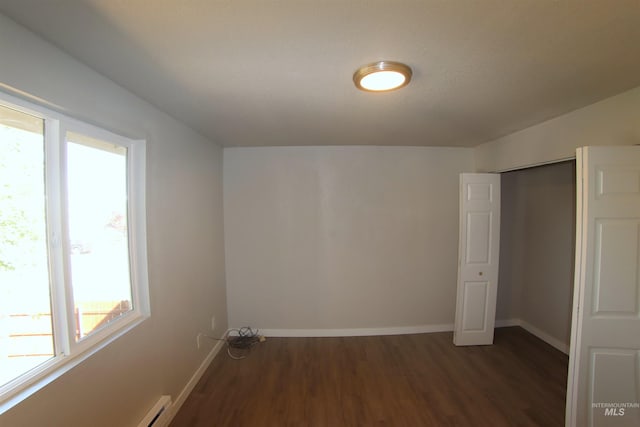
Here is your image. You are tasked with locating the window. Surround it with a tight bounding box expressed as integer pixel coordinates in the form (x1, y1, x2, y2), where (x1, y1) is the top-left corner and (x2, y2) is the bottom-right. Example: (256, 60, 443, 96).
(0, 93, 149, 410)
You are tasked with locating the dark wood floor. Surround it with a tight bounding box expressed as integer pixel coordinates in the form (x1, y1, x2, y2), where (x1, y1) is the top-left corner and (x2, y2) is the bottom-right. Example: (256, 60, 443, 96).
(170, 327, 568, 426)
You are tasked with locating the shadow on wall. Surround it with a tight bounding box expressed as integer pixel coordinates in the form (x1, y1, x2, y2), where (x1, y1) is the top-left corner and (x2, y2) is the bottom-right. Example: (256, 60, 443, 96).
(497, 160, 576, 347)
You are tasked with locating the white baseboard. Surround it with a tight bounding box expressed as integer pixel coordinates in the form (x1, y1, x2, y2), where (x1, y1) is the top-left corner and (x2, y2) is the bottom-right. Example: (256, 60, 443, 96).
(518, 320, 570, 355)
(258, 324, 454, 337)
(137, 395, 172, 427)
(234, 321, 569, 354)
(495, 318, 569, 354)
(166, 333, 226, 424)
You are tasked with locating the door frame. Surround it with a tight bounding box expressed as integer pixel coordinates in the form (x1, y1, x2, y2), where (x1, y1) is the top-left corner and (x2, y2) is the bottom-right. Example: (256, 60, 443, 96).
(565, 151, 584, 426)
(494, 146, 639, 427)
(496, 155, 580, 426)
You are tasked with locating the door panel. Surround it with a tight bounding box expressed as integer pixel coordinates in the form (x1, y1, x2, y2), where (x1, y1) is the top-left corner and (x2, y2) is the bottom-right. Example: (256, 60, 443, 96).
(466, 212, 491, 264)
(596, 167, 640, 197)
(592, 220, 639, 315)
(461, 281, 489, 331)
(567, 146, 640, 426)
(590, 349, 640, 426)
(454, 173, 500, 346)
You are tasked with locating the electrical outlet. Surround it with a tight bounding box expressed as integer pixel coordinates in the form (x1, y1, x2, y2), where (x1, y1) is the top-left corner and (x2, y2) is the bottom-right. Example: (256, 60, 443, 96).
(211, 316, 216, 331)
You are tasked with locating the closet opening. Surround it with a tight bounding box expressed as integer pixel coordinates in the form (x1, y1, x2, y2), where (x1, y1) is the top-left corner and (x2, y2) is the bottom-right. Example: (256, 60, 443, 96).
(496, 159, 576, 355)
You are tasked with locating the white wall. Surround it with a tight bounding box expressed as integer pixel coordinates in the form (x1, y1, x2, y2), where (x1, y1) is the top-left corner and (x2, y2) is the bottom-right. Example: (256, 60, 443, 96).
(224, 146, 474, 333)
(484, 85, 640, 351)
(475, 85, 640, 172)
(0, 14, 226, 427)
(496, 162, 575, 350)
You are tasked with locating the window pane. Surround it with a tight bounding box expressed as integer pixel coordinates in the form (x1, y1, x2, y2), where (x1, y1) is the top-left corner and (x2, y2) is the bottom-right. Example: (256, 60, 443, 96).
(66, 132, 132, 341)
(0, 105, 54, 387)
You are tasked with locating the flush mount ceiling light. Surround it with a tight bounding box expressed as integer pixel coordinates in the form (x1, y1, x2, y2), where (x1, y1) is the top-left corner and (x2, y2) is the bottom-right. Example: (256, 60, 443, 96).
(353, 61, 412, 92)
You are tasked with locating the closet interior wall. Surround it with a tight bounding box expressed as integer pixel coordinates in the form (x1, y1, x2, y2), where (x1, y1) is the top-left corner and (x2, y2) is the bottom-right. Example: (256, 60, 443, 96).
(496, 161, 576, 349)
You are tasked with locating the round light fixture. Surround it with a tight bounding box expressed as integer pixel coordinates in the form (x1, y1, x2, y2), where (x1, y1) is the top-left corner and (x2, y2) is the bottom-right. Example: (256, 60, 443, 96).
(353, 61, 412, 92)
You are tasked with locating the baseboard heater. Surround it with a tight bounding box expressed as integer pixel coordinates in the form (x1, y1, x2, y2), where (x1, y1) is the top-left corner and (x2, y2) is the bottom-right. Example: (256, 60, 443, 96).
(137, 395, 172, 427)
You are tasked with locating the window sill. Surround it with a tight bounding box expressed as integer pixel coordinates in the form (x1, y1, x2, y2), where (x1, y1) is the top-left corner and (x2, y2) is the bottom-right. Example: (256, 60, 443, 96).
(0, 313, 149, 416)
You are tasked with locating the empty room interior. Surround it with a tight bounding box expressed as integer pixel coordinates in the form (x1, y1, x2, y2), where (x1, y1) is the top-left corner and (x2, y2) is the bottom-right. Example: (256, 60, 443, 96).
(0, 1, 639, 427)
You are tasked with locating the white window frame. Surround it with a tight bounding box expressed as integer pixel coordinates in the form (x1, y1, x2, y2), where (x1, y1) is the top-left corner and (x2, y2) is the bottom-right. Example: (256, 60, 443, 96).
(0, 91, 150, 414)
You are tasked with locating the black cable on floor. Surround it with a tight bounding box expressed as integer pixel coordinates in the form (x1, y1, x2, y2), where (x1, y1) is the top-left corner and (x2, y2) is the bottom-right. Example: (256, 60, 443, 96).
(200, 326, 264, 360)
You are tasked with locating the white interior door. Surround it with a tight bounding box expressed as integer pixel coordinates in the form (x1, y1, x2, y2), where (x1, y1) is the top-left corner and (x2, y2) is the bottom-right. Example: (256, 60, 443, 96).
(566, 146, 640, 426)
(454, 173, 500, 346)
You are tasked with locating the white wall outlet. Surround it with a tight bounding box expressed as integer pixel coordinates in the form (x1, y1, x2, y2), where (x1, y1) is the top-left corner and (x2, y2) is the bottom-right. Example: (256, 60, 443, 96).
(211, 316, 216, 331)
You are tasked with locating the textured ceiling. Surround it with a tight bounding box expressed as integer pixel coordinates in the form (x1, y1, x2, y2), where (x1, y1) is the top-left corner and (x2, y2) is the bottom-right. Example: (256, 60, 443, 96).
(1, 0, 640, 147)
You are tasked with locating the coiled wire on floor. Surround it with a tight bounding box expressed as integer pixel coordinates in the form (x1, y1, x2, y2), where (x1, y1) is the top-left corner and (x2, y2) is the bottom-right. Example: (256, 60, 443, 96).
(201, 326, 264, 360)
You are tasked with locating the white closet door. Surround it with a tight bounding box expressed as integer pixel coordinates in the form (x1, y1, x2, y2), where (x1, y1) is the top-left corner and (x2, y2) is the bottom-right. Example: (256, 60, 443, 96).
(454, 173, 500, 346)
(566, 146, 640, 427)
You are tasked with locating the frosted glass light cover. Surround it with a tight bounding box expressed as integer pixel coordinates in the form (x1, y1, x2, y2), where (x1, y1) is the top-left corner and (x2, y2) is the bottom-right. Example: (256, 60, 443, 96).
(353, 61, 412, 92)
(360, 71, 406, 91)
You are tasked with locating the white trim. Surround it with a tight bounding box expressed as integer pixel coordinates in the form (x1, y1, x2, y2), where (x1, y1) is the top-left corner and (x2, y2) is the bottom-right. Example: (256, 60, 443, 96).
(566, 147, 586, 427)
(519, 320, 570, 355)
(240, 322, 569, 354)
(491, 156, 576, 173)
(494, 318, 570, 355)
(0, 89, 150, 413)
(46, 118, 71, 358)
(128, 140, 150, 316)
(137, 395, 172, 427)
(0, 316, 147, 415)
(257, 324, 454, 338)
(165, 335, 226, 425)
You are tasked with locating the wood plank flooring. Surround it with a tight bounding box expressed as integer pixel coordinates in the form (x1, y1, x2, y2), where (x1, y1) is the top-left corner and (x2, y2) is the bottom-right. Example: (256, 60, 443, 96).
(170, 327, 568, 426)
